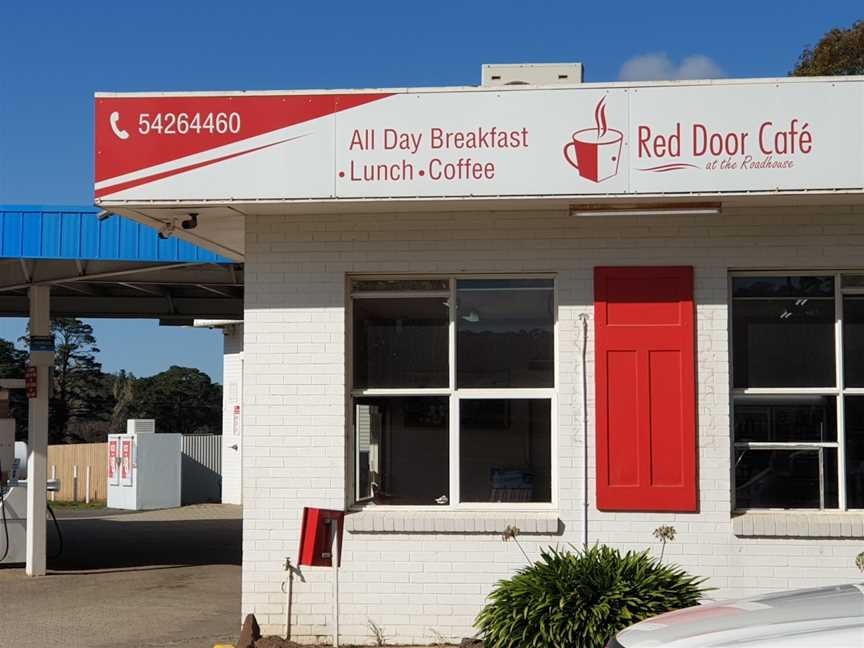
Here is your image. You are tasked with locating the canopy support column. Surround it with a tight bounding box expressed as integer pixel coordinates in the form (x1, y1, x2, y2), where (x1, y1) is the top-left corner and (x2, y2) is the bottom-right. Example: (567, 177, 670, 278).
(26, 286, 51, 577)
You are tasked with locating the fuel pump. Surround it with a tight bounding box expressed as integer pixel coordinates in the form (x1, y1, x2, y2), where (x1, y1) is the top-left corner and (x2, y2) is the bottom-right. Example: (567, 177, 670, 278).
(0, 380, 62, 565)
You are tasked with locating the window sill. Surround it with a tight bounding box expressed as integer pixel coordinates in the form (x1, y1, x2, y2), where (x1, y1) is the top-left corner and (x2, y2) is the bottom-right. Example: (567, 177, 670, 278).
(732, 511, 864, 538)
(345, 510, 561, 535)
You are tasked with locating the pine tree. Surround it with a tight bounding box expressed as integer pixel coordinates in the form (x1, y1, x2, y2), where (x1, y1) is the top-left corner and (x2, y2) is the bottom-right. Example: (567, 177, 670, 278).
(23, 318, 109, 443)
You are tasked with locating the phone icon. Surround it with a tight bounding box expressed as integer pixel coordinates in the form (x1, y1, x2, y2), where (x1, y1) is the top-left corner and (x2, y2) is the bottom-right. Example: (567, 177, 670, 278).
(110, 111, 129, 140)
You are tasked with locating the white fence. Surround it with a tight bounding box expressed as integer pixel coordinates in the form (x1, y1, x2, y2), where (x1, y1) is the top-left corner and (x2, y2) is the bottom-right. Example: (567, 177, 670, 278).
(181, 434, 222, 504)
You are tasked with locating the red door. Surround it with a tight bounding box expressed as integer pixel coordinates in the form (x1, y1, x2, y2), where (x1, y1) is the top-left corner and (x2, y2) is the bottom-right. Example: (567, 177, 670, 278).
(594, 267, 697, 512)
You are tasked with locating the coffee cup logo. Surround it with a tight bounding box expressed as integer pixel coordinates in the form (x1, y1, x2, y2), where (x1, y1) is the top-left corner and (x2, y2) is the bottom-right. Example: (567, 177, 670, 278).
(564, 97, 623, 183)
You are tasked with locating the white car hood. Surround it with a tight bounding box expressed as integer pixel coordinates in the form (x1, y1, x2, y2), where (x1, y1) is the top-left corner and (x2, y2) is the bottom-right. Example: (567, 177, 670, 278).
(615, 583, 864, 648)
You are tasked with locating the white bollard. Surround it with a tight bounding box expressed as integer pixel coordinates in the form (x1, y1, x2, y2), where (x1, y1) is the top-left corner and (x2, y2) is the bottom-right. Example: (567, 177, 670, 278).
(72, 465, 78, 503)
(50, 465, 56, 502)
(85, 465, 91, 504)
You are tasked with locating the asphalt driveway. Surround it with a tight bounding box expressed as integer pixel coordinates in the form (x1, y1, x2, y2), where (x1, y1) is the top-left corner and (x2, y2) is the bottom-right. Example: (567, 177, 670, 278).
(0, 503, 242, 648)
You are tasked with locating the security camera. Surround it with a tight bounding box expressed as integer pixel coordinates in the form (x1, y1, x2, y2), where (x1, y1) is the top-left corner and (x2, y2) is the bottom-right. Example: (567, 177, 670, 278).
(96, 209, 113, 222)
(181, 212, 198, 230)
(158, 221, 177, 240)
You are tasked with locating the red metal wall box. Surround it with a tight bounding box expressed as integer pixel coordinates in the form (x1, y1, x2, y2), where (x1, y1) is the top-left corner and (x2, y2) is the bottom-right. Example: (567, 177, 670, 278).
(298, 507, 345, 567)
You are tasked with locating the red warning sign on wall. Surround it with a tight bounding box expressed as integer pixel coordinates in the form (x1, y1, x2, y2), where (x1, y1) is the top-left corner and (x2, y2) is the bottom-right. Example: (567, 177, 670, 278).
(24, 367, 37, 399)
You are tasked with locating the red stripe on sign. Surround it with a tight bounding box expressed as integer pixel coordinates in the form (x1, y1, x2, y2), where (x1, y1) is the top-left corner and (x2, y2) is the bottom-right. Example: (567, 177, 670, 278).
(594, 266, 697, 512)
(94, 134, 304, 198)
(95, 93, 390, 184)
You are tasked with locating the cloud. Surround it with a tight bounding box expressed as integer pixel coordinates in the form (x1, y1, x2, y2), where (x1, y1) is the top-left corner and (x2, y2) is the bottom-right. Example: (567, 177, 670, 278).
(618, 53, 726, 81)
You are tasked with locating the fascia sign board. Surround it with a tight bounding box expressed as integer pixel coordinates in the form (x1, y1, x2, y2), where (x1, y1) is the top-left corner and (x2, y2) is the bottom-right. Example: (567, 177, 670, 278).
(94, 80, 864, 203)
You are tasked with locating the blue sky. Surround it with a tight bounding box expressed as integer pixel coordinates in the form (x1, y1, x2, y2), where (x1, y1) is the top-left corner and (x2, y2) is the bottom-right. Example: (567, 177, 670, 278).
(0, 1, 861, 380)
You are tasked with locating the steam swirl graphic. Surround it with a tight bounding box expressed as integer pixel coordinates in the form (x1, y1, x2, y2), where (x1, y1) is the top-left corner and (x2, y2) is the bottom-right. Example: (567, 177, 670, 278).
(594, 97, 608, 137)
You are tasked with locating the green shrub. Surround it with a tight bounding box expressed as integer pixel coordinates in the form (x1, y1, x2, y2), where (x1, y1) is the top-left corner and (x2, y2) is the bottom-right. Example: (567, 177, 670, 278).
(475, 544, 706, 648)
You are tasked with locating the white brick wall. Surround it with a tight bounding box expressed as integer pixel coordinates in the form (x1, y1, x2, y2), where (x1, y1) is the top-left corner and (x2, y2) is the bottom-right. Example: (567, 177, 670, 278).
(221, 324, 243, 505)
(241, 205, 864, 643)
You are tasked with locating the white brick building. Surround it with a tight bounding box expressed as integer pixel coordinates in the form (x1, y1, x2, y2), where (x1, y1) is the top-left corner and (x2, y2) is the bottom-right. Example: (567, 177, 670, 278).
(95, 73, 864, 644)
(221, 324, 243, 505)
(239, 206, 864, 643)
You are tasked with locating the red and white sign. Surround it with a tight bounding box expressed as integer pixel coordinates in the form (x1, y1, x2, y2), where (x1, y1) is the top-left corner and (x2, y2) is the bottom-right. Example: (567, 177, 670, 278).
(120, 438, 132, 486)
(627, 83, 861, 193)
(108, 438, 118, 485)
(563, 97, 623, 183)
(95, 80, 864, 203)
(24, 366, 37, 399)
(95, 93, 387, 201)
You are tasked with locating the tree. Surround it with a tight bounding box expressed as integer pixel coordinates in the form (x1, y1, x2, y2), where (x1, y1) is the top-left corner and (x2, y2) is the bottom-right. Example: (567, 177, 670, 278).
(24, 318, 111, 443)
(8, 322, 223, 443)
(110, 369, 137, 434)
(65, 371, 121, 442)
(0, 339, 26, 378)
(51, 319, 110, 442)
(792, 19, 864, 76)
(129, 366, 222, 435)
(0, 339, 28, 438)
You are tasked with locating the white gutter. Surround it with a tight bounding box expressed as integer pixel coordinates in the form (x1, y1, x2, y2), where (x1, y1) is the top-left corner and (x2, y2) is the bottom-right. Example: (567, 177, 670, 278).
(193, 319, 243, 328)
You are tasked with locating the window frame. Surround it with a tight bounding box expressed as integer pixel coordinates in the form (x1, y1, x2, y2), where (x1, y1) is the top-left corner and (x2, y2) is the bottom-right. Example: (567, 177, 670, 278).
(346, 273, 558, 511)
(730, 269, 864, 512)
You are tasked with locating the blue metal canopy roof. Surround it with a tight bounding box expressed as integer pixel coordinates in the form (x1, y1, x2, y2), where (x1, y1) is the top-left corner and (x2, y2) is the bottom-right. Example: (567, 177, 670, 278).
(0, 205, 241, 320)
(0, 205, 229, 263)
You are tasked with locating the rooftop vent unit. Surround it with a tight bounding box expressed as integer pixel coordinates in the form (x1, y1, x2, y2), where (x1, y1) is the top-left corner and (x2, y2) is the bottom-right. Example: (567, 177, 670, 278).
(127, 418, 156, 434)
(481, 62, 584, 87)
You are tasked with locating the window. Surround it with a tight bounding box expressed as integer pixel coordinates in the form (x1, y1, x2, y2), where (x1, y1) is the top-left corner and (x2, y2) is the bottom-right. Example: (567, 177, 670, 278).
(352, 297, 448, 389)
(732, 273, 864, 510)
(460, 399, 552, 503)
(732, 276, 834, 388)
(350, 277, 555, 507)
(355, 397, 449, 505)
(457, 279, 554, 388)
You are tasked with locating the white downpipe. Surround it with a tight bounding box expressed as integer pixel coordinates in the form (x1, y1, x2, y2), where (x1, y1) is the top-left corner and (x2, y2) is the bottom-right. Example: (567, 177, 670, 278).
(578, 313, 590, 549)
(330, 521, 340, 647)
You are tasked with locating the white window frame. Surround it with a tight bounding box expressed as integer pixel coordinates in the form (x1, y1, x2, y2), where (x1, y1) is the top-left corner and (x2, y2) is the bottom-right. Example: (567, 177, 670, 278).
(730, 269, 864, 512)
(347, 273, 559, 512)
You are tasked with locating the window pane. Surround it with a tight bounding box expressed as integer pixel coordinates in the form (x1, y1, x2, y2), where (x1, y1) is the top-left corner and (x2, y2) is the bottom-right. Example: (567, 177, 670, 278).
(733, 276, 834, 298)
(844, 396, 864, 508)
(352, 278, 449, 292)
(354, 397, 448, 505)
(843, 297, 864, 387)
(457, 279, 554, 388)
(735, 448, 838, 509)
(459, 278, 554, 290)
(353, 298, 448, 388)
(732, 285, 835, 388)
(841, 274, 864, 289)
(734, 395, 836, 443)
(460, 399, 551, 503)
